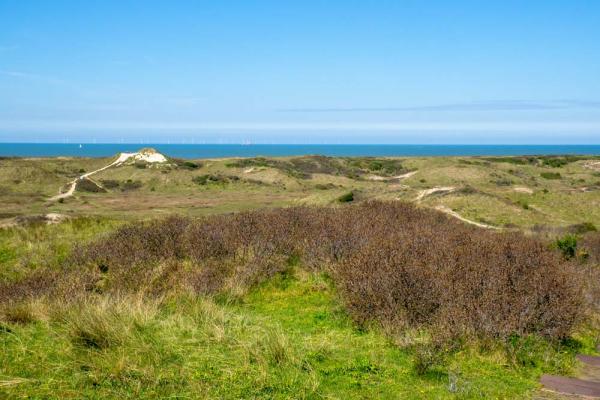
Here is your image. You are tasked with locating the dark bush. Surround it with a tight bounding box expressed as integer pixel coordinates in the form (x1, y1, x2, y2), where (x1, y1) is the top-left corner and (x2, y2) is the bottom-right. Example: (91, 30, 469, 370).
(121, 180, 143, 191)
(542, 158, 568, 168)
(75, 178, 106, 193)
(337, 192, 354, 203)
(581, 232, 600, 265)
(554, 235, 578, 260)
(315, 183, 336, 190)
(495, 179, 513, 186)
(184, 161, 200, 169)
(518, 199, 529, 210)
(192, 174, 239, 185)
(177, 160, 201, 170)
(569, 222, 597, 234)
(483, 156, 533, 165)
(100, 179, 120, 189)
(541, 172, 562, 180)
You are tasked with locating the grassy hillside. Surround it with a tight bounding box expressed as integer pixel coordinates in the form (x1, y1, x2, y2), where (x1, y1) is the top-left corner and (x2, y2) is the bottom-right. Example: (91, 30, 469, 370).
(1, 154, 600, 399)
(1, 154, 600, 228)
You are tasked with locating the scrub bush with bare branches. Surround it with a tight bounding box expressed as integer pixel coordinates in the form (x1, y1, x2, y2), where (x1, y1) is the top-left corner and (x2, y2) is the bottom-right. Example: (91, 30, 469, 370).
(1, 202, 587, 343)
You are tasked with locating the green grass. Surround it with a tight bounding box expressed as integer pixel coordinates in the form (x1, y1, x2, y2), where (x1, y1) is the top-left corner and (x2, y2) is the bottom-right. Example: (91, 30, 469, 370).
(3, 267, 594, 399)
(2, 154, 600, 398)
(540, 172, 562, 180)
(0, 217, 121, 281)
(2, 154, 600, 227)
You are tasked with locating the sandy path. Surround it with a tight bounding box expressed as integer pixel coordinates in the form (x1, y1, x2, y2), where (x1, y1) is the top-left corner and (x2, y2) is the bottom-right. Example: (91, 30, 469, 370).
(434, 205, 500, 230)
(366, 170, 418, 181)
(415, 186, 455, 201)
(513, 187, 533, 194)
(49, 153, 136, 201)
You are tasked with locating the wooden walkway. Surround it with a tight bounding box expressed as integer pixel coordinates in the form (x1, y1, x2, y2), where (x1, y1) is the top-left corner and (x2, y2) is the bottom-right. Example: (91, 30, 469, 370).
(538, 347, 600, 399)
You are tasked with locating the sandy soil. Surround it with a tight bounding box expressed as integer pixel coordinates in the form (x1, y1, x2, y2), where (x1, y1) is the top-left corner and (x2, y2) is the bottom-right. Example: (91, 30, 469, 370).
(49, 151, 167, 202)
(366, 170, 418, 181)
(415, 186, 455, 201)
(513, 187, 534, 194)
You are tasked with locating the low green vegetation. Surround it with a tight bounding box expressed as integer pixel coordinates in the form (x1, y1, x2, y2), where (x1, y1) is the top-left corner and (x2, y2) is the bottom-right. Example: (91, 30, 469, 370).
(540, 172, 562, 180)
(226, 156, 407, 179)
(192, 174, 240, 185)
(2, 203, 599, 398)
(1, 153, 600, 398)
(2, 153, 600, 227)
(76, 178, 106, 193)
(337, 191, 354, 203)
(554, 234, 579, 259)
(483, 155, 599, 168)
(570, 222, 597, 234)
(2, 270, 574, 399)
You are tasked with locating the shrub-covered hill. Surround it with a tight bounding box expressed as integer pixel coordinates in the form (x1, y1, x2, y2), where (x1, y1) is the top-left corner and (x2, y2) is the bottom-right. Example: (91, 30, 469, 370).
(1, 201, 599, 399)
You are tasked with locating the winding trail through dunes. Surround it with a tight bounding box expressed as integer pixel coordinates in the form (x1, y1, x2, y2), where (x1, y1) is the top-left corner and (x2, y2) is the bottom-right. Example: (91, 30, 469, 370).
(415, 185, 503, 229)
(366, 170, 418, 181)
(415, 186, 455, 201)
(434, 205, 500, 230)
(49, 152, 144, 201)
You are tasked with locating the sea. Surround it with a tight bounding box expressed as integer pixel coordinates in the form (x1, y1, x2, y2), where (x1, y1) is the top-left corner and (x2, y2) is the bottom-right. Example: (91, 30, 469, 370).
(1, 143, 600, 158)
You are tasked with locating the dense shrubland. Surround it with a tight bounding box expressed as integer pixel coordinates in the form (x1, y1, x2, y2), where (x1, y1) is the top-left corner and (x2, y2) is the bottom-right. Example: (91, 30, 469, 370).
(2, 201, 591, 346)
(483, 155, 600, 167)
(225, 155, 407, 179)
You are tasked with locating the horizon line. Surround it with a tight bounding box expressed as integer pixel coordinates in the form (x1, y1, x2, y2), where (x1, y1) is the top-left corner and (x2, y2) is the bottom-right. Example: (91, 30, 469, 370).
(2, 142, 600, 146)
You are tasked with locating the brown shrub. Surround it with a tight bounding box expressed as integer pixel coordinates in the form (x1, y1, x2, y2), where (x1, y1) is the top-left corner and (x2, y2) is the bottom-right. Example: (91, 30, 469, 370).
(0, 269, 58, 303)
(581, 232, 600, 265)
(1, 202, 587, 341)
(76, 178, 106, 193)
(335, 224, 583, 339)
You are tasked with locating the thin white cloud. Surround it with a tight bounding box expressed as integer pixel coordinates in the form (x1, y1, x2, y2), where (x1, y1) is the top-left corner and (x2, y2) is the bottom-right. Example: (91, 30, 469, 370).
(1, 120, 600, 132)
(280, 100, 600, 113)
(0, 70, 66, 85)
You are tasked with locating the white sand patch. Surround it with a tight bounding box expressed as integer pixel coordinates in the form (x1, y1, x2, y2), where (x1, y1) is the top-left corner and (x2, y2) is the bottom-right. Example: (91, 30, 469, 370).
(116, 149, 167, 165)
(44, 213, 69, 224)
(584, 161, 600, 172)
(513, 187, 533, 194)
(1, 213, 69, 228)
(366, 170, 418, 181)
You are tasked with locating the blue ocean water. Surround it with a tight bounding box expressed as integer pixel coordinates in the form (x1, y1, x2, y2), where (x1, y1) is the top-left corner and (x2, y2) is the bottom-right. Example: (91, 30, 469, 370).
(1, 143, 600, 158)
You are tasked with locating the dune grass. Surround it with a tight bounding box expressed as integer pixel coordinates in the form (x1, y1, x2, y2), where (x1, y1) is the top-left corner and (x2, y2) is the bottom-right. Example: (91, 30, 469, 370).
(4, 268, 587, 399)
(2, 154, 600, 227)
(2, 155, 600, 398)
(0, 217, 121, 282)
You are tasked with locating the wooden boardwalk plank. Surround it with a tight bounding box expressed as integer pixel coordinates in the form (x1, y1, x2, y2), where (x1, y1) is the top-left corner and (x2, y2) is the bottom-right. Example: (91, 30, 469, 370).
(578, 355, 600, 368)
(540, 375, 600, 397)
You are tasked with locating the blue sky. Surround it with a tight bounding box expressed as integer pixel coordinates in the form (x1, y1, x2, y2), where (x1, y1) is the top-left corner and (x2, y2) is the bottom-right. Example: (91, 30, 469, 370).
(1, 1, 600, 144)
